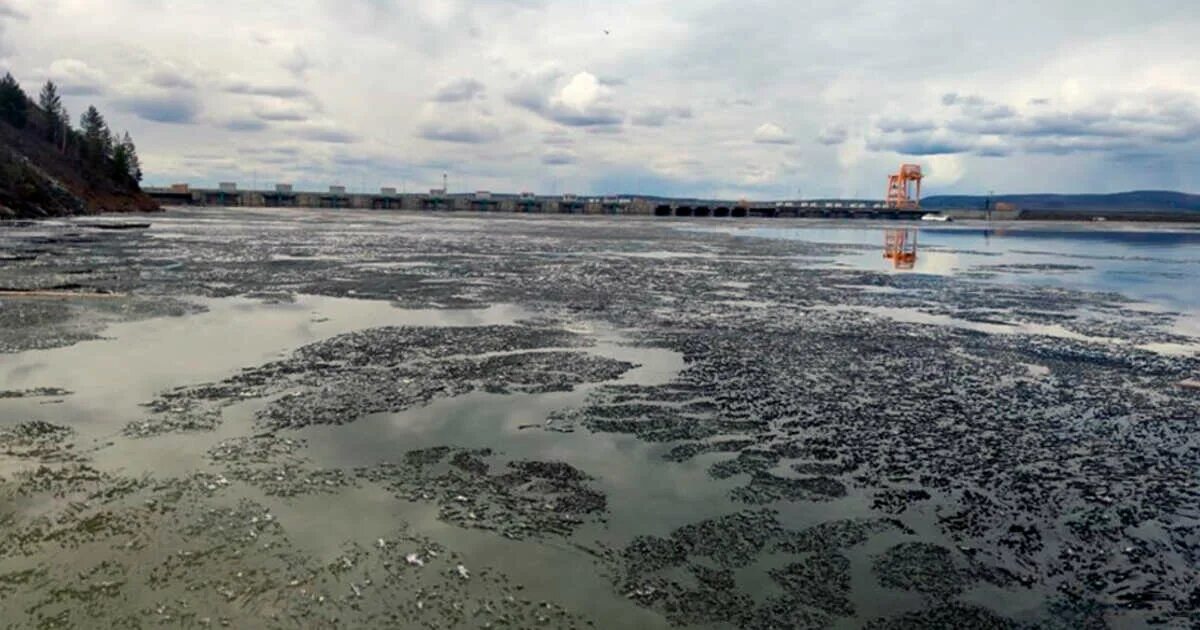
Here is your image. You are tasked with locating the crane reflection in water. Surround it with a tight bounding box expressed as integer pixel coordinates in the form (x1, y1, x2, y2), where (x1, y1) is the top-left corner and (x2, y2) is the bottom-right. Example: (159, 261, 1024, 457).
(883, 228, 918, 269)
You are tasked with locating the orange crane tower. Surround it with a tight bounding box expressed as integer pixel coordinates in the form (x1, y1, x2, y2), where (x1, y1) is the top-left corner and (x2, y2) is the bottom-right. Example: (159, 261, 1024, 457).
(886, 164, 923, 209)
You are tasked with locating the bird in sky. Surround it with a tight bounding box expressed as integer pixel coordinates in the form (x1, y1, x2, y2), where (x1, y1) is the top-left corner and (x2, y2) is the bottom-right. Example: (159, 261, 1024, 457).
(604, 29, 610, 35)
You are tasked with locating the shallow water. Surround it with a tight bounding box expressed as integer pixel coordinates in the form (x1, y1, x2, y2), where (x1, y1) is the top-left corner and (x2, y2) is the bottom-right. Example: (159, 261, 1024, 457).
(0, 294, 681, 627)
(718, 222, 1200, 309)
(2, 211, 1199, 628)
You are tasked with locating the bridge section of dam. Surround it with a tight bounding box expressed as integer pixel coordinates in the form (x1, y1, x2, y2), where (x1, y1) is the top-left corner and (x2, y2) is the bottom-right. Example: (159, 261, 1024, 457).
(144, 185, 932, 220)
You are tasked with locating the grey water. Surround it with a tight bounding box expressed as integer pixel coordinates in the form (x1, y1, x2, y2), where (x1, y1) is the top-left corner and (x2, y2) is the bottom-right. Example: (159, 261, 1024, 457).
(721, 222, 1200, 310)
(2, 212, 1198, 628)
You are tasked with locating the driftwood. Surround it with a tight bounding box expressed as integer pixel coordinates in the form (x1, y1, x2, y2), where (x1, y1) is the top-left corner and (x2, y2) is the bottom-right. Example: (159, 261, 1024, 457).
(77, 222, 151, 230)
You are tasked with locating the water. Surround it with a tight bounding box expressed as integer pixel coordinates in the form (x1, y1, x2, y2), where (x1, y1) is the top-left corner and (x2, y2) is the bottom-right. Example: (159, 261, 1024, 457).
(0, 293, 689, 627)
(719, 222, 1200, 310)
(2, 212, 1199, 628)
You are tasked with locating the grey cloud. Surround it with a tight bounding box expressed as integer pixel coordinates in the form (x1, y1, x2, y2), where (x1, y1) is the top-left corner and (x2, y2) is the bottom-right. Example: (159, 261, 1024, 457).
(295, 126, 358, 143)
(542, 150, 577, 165)
(584, 125, 624, 135)
(942, 93, 986, 107)
(975, 145, 1011, 157)
(877, 117, 936, 133)
(868, 133, 973, 155)
(328, 153, 412, 172)
(1109, 150, 1166, 164)
(545, 106, 623, 127)
(817, 125, 848, 145)
(233, 146, 299, 166)
(117, 92, 201, 124)
(943, 94, 1018, 121)
(224, 117, 269, 132)
(255, 108, 309, 122)
(945, 117, 1019, 135)
(249, 155, 296, 165)
(632, 106, 693, 127)
(432, 78, 485, 102)
(542, 131, 573, 146)
(976, 104, 1016, 120)
(225, 81, 311, 99)
(0, 2, 28, 20)
(281, 47, 312, 78)
(238, 146, 300, 157)
(510, 93, 624, 126)
(58, 83, 104, 96)
(180, 152, 226, 162)
(505, 88, 544, 112)
(1023, 136, 1138, 155)
(418, 158, 454, 171)
(505, 70, 624, 128)
(147, 68, 196, 90)
(1011, 112, 1124, 138)
(47, 59, 107, 95)
(880, 90, 1200, 159)
(417, 120, 501, 144)
(506, 90, 624, 126)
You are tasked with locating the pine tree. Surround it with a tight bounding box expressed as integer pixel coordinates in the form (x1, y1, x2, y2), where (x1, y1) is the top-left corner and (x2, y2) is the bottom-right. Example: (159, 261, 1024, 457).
(112, 141, 130, 181)
(38, 81, 65, 143)
(120, 132, 142, 182)
(79, 105, 111, 167)
(59, 106, 70, 152)
(0, 72, 29, 128)
(108, 132, 142, 184)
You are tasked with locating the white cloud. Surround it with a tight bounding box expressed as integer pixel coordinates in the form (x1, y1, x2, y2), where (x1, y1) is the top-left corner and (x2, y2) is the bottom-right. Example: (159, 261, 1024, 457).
(47, 59, 108, 95)
(753, 123, 793, 145)
(923, 155, 966, 186)
(508, 69, 625, 128)
(555, 72, 604, 111)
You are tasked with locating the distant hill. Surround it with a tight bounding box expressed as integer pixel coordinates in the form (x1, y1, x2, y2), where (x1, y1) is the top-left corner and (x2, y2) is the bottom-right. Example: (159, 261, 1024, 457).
(0, 75, 158, 219)
(922, 191, 1200, 213)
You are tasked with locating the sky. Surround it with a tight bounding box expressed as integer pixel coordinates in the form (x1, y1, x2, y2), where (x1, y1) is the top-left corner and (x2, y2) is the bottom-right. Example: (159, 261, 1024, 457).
(1, 0, 1198, 199)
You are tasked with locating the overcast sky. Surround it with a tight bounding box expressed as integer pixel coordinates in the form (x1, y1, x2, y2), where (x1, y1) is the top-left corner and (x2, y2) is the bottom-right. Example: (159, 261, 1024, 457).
(2, 0, 1198, 198)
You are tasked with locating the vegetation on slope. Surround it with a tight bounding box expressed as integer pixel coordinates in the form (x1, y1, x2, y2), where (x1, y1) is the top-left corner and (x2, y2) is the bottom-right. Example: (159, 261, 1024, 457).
(0, 72, 158, 219)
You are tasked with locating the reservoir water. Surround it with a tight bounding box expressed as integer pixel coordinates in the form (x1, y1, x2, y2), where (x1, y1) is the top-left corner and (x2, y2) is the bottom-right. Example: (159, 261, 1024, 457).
(1, 210, 1197, 628)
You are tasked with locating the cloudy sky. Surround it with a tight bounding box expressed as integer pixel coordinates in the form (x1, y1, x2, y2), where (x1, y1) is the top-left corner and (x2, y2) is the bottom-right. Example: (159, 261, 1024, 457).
(1, 0, 1198, 198)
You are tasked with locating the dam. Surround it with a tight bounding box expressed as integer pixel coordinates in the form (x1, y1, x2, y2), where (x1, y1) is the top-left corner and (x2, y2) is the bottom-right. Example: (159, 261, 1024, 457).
(143, 184, 932, 219)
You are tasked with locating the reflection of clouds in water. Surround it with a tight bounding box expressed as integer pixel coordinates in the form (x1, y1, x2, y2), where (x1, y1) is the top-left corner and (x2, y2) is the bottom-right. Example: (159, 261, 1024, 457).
(717, 223, 1200, 312)
(909, 250, 959, 275)
(1172, 312, 1200, 340)
(0, 362, 49, 386)
(0, 297, 531, 429)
